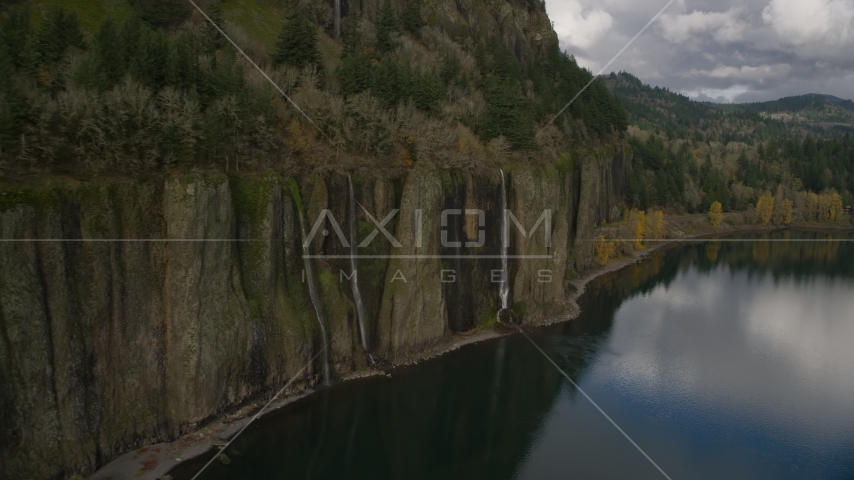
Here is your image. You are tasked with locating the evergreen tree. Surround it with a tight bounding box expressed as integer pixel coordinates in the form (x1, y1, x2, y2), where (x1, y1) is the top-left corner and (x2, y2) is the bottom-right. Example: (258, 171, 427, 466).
(272, 14, 324, 74)
(481, 75, 534, 150)
(208, 49, 245, 99)
(0, 6, 33, 69)
(94, 18, 125, 89)
(169, 27, 201, 91)
(203, 2, 226, 51)
(401, 0, 424, 36)
(336, 50, 372, 96)
(412, 71, 442, 112)
(0, 34, 31, 158)
(341, 16, 363, 54)
(0, 84, 29, 158)
(666, 174, 679, 203)
(119, 14, 142, 69)
(716, 181, 730, 211)
(375, 0, 398, 53)
(653, 175, 667, 205)
(136, 0, 191, 29)
(0, 42, 11, 88)
(627, 169, 649, 210)
(337, 18, 371, 95)
(803, 135, 817, 161)
(371, 56, 407, 106)
(702, 167, 723, 210)
(36, 7, 85, 65)
(440, 53, 460, 85)
(130, 25, 169, 90)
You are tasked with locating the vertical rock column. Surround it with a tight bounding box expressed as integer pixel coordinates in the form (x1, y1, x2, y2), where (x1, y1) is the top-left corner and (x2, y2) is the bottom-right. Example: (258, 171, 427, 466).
(0, 207, 63, 479)
(509, 165, 570, 318)
(163, 176, 251, 429)
(376, 170, 448, 361)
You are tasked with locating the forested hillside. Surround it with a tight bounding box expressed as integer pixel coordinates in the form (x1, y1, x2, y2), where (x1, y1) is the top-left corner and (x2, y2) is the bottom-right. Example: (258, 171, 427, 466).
(0, 0, 627, 178)
(604, 72, 854, 219)
(734, 94, 854, 133)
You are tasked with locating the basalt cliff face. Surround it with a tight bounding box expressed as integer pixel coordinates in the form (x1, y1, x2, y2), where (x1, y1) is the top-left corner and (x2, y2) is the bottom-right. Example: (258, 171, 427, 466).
(0, 149, 627, 479)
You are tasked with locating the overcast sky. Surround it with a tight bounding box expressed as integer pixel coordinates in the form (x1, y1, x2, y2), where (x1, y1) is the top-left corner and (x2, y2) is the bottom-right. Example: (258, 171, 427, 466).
(544, 0, 854, 103)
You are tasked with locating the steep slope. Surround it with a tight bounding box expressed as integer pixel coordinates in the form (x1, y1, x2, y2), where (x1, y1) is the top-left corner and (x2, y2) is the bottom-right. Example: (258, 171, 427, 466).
(603, 72, 854, 213)
(0, 155, 628, 479)
(0, 1, 635, 478)
(736, 94, 854, 133)
(604, 72, 854, 140)
(0, 0, 627, 178)
(602, 72, 788, 143)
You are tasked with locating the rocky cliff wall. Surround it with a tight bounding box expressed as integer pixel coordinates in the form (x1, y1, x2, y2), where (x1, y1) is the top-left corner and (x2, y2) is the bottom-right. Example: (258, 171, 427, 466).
(0, 148, 627, 479)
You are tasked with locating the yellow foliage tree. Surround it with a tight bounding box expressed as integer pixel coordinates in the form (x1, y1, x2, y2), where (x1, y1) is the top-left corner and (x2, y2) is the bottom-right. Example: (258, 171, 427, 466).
(755, 192, 774, 225)
(456, 124, 484, 163)
(830, 192, 843, 221)
(708, 201, 723, 227)
(819, 193, 833, 220)
(808, 192, 819, 221)
(398, 147, 414, 166)
(285, 119, 315, 154)
(594, 234, 617, 265)
(782, 198, 793, 225)
(400, 132, 415, 166)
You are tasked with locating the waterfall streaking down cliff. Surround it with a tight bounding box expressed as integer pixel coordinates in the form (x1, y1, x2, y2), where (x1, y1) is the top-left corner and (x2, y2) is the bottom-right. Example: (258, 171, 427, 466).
(294, 191, 332, 385)
(499, 169, 510, 310)
(348, 174, 371, 357)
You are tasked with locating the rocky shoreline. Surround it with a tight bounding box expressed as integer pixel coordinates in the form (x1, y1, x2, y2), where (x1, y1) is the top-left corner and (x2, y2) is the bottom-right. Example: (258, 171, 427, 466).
(2, 159, 633, 479)
(3, 166, 846, 480)
(87, 221, 696, 480)
(89, 218, 853, 480)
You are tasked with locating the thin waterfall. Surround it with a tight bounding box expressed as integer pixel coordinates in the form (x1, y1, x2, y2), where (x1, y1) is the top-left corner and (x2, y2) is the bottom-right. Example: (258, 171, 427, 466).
(499, 169, 510, 310)
(348, 174, 371, 356)
(297, 210, 332, 384)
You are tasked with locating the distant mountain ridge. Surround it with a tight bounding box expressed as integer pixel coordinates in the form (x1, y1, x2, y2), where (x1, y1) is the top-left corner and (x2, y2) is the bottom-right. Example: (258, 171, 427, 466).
(600, 71, 854, 216)
(736, 93, 853, 109)
(603, 72, 854, 139)
(807, 93, 853, 104)
(731, 94, 854, 132)
(730, 93, 854, 115)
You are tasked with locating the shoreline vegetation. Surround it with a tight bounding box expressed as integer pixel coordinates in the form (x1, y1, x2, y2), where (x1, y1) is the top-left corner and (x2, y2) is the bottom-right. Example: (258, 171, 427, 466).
(88, 216, 852, 480)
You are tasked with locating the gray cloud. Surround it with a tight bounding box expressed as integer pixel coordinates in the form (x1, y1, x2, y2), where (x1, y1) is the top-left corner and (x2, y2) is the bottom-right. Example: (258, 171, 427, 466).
(544, 0, 854, 103)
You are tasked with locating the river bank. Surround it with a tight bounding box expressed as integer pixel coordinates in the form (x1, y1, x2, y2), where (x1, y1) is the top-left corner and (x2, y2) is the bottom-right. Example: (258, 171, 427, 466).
(87, 217, 852, 480)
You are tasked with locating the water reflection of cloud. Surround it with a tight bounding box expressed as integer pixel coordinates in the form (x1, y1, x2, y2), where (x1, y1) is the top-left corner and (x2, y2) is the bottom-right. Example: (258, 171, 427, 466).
(592, 266, 854, 443)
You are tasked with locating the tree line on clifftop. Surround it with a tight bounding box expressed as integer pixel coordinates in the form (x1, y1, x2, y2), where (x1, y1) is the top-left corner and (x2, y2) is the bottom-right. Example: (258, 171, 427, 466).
(0, 0, 626, 178)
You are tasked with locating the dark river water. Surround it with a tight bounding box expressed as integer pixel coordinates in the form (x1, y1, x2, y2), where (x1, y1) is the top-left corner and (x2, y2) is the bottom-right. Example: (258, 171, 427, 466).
(173, 231, 854, 480)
